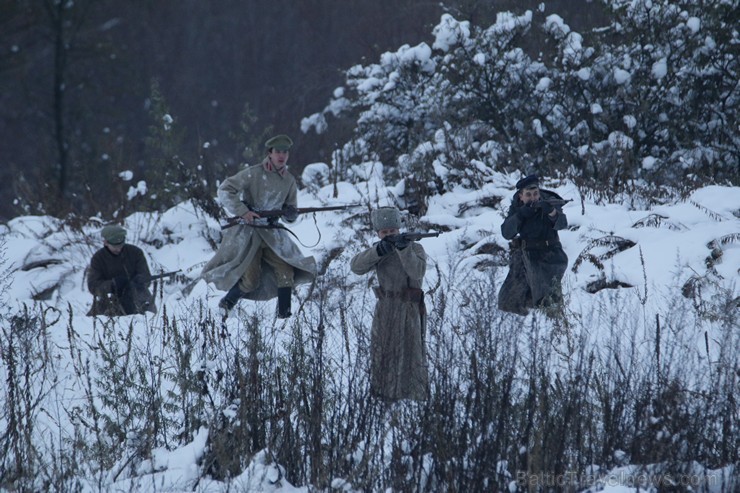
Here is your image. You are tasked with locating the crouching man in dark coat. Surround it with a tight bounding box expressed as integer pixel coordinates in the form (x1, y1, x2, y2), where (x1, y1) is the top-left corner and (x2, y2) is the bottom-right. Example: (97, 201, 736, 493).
(498, 175, 568, 316)
(87, 225, 155, 316)
(350, 207, 429, 402)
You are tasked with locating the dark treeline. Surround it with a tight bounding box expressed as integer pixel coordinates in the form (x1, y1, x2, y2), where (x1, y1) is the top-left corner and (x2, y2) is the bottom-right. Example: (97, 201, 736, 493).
(0, 0, 607, 221)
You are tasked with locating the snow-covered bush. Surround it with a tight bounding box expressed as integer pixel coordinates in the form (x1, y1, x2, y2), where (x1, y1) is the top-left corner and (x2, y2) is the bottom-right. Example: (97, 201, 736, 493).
(304, 1, 738, 204)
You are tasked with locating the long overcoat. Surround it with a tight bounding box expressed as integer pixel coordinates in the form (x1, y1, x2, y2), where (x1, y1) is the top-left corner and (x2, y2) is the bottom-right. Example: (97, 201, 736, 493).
(87, 244, 155, 316)
(498, 189, 568, 314)
(201, 161, 316, 300)
(351, 242, 429, 401)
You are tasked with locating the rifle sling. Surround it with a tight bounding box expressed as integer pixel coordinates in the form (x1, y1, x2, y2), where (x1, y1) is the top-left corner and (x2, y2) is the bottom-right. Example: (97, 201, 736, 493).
(247, 222, 299, 238)
(242, 222, 320, 248)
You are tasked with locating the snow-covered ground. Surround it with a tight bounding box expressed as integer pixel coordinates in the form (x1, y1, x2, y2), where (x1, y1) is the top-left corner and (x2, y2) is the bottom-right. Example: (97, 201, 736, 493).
(1, 170, 738, 492)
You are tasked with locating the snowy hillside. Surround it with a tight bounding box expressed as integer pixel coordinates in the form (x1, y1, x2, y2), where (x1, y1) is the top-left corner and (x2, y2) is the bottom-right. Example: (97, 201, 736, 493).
(1, 170, 738, 492)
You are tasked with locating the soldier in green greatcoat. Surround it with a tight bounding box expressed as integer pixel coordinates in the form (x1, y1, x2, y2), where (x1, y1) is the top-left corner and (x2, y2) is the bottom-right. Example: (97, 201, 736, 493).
(201, 134, 316, 319)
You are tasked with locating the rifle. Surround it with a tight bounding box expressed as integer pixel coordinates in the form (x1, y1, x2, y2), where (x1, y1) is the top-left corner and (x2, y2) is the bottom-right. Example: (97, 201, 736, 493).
(221, 203, 362, 230)
(385, 231, 441, 246)
(532, 198, 572, 208)
(150, 270, 181, 281)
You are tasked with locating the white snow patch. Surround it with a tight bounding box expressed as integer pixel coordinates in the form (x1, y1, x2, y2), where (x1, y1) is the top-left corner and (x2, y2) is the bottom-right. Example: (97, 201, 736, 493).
(652, 58, 668, 79)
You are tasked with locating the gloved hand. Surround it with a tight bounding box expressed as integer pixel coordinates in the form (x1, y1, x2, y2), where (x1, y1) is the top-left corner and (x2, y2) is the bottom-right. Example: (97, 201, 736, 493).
(282, 205, 298, 222)
(376, 239, 395, 257)
(538, 199, 555, 215)
(517, 204, 538, 219)
(113, 275, 129, 295)
(394, 237, 410, 250)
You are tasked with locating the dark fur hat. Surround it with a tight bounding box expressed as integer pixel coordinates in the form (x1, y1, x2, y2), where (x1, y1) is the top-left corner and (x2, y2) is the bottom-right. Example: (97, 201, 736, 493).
(371, 207, 401, 231)
(515, 174, 539, 190)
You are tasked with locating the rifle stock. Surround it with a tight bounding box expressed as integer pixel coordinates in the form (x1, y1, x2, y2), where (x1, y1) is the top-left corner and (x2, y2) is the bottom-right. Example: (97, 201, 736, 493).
(150, 270, 181, 281)
(221, 203, 362, 230)
(532, 198, 572, 208)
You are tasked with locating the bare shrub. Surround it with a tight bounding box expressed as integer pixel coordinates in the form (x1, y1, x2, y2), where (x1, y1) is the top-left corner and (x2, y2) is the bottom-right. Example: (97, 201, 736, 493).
(1, 238, 737, 492)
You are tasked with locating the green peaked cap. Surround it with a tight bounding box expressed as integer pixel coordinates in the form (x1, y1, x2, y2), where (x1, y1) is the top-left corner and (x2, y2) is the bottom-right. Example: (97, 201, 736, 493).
(265, 134, 293, 151)
(101, 225, 126, 245)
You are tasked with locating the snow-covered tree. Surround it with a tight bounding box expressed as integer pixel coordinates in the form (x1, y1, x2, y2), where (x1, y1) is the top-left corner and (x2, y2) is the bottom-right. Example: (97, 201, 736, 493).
(305, 1, 738, 204)
(576, 0, 739, 193)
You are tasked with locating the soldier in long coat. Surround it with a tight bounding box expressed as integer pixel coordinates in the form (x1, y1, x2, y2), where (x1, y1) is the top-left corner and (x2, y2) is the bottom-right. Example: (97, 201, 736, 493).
(87, 225, 155, 316)
(201, 134, 316, 318)
(350, 207, 429, 401)
(498, 175, 568, 315)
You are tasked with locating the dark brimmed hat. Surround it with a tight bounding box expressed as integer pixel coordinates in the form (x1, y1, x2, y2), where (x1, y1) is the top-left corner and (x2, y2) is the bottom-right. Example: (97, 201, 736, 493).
(101, 225, 126, 245)
(515, 174, 540, 190)
(264, 134, 293, 151)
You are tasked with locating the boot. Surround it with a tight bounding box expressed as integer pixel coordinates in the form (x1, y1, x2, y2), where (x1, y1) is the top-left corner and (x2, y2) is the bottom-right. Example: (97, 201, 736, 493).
(218, 283, 244, 319)
(277, 287, 292, 319)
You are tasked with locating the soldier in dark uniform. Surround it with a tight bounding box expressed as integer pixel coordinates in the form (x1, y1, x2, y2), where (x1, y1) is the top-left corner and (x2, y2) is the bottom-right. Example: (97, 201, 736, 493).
(87, 225, 155, 316)
(498, 175, 568, 316)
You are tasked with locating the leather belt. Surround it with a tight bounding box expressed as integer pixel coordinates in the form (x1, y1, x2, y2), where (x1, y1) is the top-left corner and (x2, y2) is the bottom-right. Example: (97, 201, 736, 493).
(521, 238, 560, 250)
(373, 286, 424, 303)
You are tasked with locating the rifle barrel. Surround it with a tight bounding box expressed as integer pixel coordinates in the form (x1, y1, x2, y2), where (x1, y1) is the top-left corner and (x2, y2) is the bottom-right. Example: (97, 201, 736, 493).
(256, 204, 361, 217)
(221, 203, 362, 229)
(387, 231, 441, 243)
(150, 270, 181, 280)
